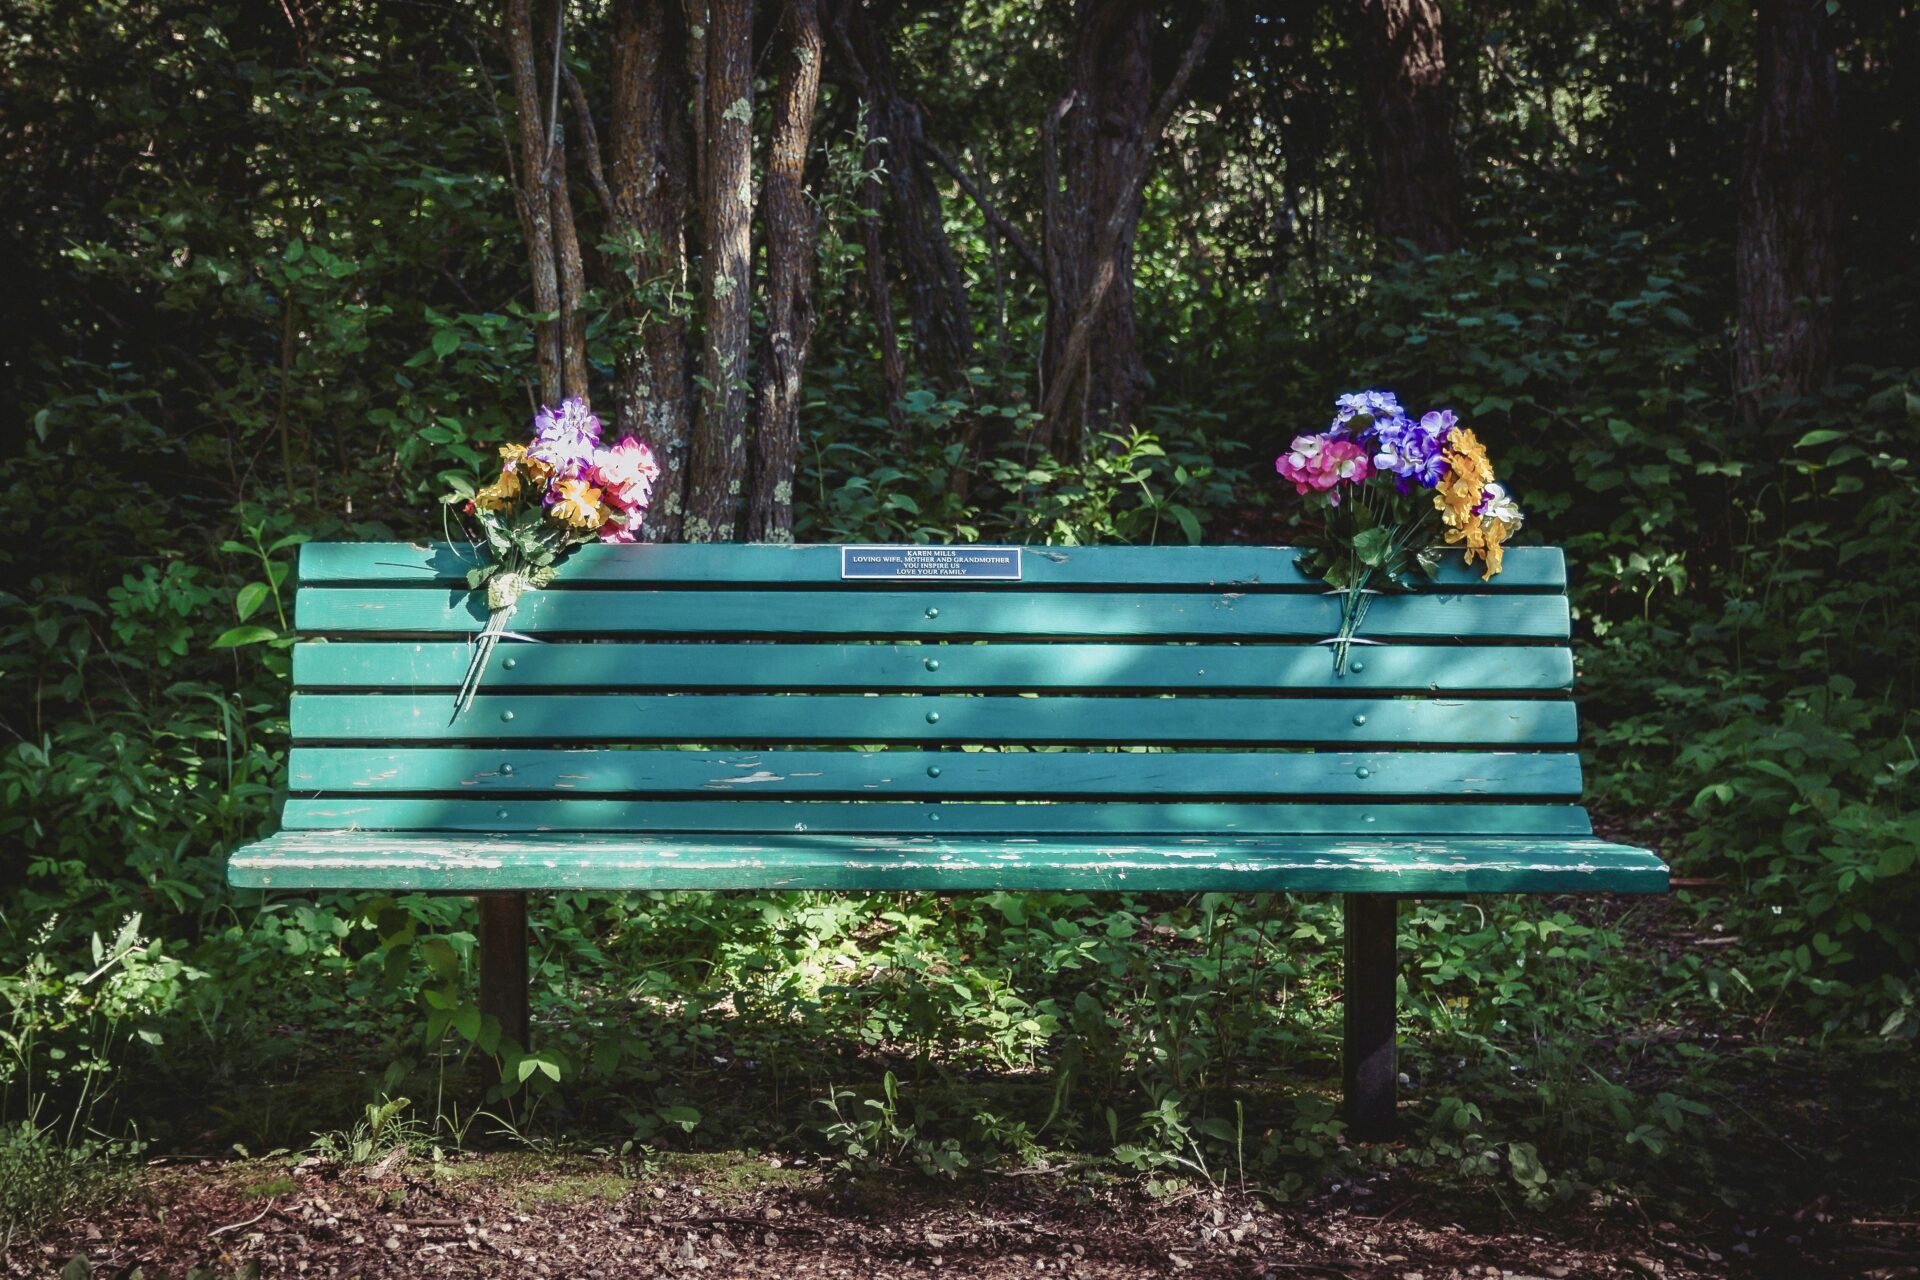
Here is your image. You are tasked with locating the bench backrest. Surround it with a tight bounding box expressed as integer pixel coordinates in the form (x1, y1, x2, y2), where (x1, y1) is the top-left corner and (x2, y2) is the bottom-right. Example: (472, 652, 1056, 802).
(285, 543, 1591, 841)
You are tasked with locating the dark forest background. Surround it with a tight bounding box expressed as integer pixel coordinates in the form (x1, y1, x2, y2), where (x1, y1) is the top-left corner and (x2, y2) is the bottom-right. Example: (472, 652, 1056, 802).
(2, 0, 1918, 1235)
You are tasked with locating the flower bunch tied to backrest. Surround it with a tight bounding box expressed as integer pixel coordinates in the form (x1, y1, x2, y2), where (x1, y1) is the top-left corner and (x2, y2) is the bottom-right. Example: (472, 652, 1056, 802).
(448, 397, 660, 715)
(1278, 390, 1525, 674)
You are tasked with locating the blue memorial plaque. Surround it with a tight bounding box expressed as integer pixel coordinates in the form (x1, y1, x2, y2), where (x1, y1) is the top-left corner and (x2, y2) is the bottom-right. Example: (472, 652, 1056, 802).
(839, 545, 1023, 581)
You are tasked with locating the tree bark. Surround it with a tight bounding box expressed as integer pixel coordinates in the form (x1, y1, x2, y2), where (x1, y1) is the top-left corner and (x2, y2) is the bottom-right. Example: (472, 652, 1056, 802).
(825, 0, 973, 398)
(683, 0, 754, 543)
(1735, 0, 1841, 417)
(504, 0, 565, 405)
(1039, 0, 1153, 459)
(1036, 0, 1222, 458)
(548, 124, 593, 402)
(747, 0, 824, 543)
(1355, 0, 1461, 256)
(609, 0, 695, 539)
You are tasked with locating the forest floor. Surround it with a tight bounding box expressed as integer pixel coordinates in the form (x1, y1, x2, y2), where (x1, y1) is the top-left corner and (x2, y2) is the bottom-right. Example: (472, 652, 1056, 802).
(10, 876, 1918, 1279)
(12, 1139, 1918, 1280)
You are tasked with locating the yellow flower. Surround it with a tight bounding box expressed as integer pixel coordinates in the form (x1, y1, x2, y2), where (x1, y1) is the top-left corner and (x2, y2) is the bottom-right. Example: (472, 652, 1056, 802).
(472, 478, 513, 511)
(548, 477, 609, 530)
(1480, 516, 1515, 577)
(1433, 427, 1496, 529)
(1445, 514, 1517, 579)
(499, 443, 528, 469)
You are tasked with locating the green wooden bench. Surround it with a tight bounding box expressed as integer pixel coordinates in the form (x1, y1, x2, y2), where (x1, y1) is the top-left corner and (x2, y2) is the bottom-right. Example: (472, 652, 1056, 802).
(229, 541, 1666, 1137)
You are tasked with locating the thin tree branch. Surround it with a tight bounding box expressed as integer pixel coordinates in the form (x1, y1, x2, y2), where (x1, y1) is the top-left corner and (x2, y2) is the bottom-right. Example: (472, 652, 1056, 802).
(922, 138, 1044, 278)
(544, 0, 565, 169)
(561, 62, 614, 213)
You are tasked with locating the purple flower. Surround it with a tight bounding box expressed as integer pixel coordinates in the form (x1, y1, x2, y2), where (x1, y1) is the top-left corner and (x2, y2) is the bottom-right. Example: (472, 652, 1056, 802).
(1372, 409, 1455, 491)
(528, 397, 603, 478)
(1330, 390, 1408, 438)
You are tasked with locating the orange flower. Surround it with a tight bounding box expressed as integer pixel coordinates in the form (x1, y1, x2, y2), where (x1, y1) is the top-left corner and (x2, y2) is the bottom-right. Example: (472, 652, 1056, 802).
(515, 444, 554, 489)
(1433, 427, 1495, 530)
(472, 476, 514, 511)
(1446, 514, 1516, 579)
(547, 477, 609, 530)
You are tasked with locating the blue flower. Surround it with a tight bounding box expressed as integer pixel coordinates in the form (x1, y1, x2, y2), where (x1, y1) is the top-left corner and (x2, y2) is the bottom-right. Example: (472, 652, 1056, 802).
(1372, 409, 1455, 491)
(1330, 390, 1408, 437)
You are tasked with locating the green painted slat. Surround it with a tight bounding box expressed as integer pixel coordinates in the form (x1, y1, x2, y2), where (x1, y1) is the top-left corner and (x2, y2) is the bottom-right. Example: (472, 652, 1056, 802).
(291, 694, 1578, 746)
(294, 587, 1572, 641)
(287, 747, 1585, 798)
(282, 798, 1594, 836)
(299, 542, 1569, 591)
(293, 641, 1575, 693)
(228, 831, 1667, 894)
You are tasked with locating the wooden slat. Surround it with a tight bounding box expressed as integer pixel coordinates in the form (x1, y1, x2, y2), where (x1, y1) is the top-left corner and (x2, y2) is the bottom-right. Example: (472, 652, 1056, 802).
(299, 542, 1569, 591)
(282, 798, 1595, 836)
(294, 587, 1572, 641)
(228, 831, 1669, 894)
(287, 747, 1586, 798)
(290, 694, 1579, 746)
(293, 641, 1574, 693)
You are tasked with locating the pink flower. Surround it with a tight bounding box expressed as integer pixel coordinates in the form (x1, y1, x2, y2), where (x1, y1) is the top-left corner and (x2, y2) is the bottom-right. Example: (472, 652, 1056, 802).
(589, 436, 661, 512)
(1276, 434, 1374, 504)
(598, 505, 645, 544)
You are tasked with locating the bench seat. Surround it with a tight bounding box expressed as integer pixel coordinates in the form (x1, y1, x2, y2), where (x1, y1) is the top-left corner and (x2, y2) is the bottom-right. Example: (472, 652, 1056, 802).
(232, 831, 1664, 894)
(232, 540, 1666, 1137)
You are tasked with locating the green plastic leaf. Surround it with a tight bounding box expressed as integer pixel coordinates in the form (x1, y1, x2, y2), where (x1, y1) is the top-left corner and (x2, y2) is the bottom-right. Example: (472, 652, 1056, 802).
(1353, 527, 1392, 567)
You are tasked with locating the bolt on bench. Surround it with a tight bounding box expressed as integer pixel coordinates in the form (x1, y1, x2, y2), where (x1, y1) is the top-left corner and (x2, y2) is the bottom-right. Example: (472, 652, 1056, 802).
(229, 541, 1667, 1137)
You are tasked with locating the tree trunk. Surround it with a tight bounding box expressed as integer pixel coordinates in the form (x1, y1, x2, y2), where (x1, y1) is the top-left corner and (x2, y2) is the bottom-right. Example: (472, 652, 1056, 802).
(747, 0, 824, 543)
(610, 0, 695, 539)
(825, 0, 973, 398)
(1038, 0, 1153, 459)
(1735, 0, 1841, 417)
(548, 121, 593, 402)
(1355, 0, 1461, 256)
(1036, 0, 1222, 458)
(683, 0, 754, 543)
(506, 0, 593, 408)
(504, 0, 565, 405)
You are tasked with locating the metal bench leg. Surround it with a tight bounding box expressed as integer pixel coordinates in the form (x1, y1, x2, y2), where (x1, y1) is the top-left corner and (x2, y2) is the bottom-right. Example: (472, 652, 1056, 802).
(1342, 893, 1398, 1140)
(479, 893, 530, 1052)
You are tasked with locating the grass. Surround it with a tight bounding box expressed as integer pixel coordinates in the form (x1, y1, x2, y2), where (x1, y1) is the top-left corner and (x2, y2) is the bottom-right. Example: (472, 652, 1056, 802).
(513, 1170, 636, 1209)
(0, 1123, 128, 1251)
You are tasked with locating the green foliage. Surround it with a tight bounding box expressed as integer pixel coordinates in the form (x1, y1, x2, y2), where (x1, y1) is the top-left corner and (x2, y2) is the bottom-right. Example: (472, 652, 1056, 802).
(0, 1121, 123, 1254)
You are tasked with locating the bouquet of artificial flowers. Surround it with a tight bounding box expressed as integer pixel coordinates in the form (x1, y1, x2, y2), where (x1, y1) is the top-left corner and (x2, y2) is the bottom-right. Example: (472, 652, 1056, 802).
(1277, 390, 1524, 674)
(449, 397, 659, 716)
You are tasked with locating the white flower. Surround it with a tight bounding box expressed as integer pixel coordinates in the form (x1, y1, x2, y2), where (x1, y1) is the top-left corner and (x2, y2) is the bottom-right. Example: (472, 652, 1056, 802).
(1481, 482, 1523, 524)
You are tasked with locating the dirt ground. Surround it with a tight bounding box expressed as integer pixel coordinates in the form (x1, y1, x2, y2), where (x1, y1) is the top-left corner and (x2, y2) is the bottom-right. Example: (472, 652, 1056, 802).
(12, 1147, 1917, 1280)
